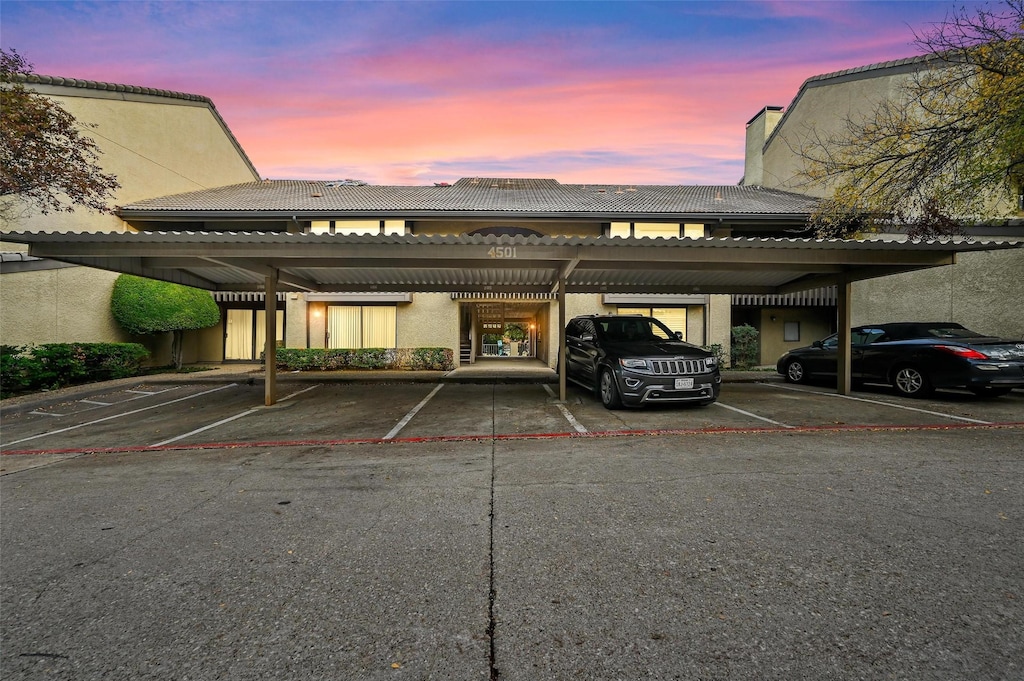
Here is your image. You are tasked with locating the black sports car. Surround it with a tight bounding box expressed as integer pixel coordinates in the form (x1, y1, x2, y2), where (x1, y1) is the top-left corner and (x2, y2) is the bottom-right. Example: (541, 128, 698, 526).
(565, 314, 721, 408)
(776, 322, 1024, 397)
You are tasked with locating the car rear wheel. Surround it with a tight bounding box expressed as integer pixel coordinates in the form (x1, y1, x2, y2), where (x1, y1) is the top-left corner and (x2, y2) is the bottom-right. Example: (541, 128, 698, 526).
(893, 365, 933, 397)
(599, 368, 623, 409)
(784, 359, 807, 383)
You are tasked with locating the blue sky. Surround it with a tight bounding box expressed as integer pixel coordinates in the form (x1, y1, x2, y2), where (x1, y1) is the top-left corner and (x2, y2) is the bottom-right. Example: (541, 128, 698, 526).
(1, 1, 975, 185)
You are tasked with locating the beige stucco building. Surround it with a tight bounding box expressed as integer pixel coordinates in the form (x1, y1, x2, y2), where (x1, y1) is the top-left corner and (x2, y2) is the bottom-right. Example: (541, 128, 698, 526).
(4, 56, 1021, 374)
(3, 76, 816, 369)
(742, 58, 1024, 363)
(105, 176, 816, 369)
(1, 76, 260, 358)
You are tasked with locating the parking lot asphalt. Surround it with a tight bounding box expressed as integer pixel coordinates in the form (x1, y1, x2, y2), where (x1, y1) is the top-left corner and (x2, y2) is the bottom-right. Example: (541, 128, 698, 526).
(2, 373, 1023, 679)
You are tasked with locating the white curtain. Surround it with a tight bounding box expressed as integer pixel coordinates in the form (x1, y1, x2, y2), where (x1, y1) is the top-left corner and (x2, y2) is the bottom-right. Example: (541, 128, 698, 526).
(328, 306, 361, 349)
(225, 309, 254, 359)
(653, 307, 687, 340)
(327, 306, 396, 348)
(254, 310, 285, 356)
(617, 307, 687, 340)
(362, 306, 396, 348)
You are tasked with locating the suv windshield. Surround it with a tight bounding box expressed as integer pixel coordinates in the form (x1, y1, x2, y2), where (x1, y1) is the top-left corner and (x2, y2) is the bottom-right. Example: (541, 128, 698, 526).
(596, 317, 675, 342)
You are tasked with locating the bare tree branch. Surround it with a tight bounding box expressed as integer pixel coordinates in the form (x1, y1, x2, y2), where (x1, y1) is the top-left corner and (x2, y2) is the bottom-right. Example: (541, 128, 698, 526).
(796, 1, 1023, 239)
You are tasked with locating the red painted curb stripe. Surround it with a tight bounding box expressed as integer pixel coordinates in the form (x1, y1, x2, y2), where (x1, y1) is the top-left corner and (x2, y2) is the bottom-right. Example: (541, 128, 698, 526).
(3, 421, 1023, 457)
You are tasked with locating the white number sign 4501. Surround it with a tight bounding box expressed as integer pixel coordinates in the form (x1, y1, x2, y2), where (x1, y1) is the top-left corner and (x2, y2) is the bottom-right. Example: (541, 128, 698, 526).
(487, 246, 517, 259)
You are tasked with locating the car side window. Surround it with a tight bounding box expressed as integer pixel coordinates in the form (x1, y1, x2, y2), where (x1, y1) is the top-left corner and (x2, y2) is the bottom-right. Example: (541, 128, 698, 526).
(851, 328, 887, 345)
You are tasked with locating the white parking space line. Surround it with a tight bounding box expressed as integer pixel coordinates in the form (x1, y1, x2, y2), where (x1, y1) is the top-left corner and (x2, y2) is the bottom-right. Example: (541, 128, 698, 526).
(3, 384, 238, 447)
(278, 384, 321, 402)
(543, 385, 588, 433)
(764, 382, 992, 425)
(384, 384, 444, 440)
(15, 388, 183, 421)
(151, 409, 258, 447)
(125, 388, 174, 396)
(150, 385, 321, 447)
(713, 401, 795, 428)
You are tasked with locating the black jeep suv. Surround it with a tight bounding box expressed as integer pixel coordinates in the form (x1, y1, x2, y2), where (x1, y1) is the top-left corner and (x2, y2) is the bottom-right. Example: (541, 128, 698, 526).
(564, 314, 721, 408)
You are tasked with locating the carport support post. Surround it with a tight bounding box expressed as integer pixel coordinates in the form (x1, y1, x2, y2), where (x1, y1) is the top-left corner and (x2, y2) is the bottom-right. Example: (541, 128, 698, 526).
(836, 280, 852, 396)
(265, 271, 278, 406)
(558, 275, 567, 402)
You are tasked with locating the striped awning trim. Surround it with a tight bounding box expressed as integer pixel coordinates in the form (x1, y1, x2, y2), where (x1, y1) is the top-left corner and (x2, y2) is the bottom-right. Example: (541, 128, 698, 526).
(212, 292, 287, 302)
(450, 292, 557, 300)
(732, 286, 837, 307)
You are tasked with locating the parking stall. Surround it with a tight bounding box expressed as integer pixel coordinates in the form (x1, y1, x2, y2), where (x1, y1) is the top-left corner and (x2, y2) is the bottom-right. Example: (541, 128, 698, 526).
(3, 379, 1021, 461)
(1, 383, 256, 452)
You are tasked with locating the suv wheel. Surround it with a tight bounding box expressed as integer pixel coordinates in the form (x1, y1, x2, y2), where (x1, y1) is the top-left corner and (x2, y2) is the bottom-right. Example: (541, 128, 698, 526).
(599, 368, 623, 409)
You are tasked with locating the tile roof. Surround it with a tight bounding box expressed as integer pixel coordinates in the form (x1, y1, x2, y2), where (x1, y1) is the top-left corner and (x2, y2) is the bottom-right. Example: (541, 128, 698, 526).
(14, 73, 213, 105)
(120, 178, 819, 217)
(803, 55, 934, 87)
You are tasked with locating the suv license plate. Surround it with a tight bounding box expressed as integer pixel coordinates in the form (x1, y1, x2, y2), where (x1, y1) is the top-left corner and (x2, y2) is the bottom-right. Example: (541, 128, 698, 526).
(674, 378, 694, 390)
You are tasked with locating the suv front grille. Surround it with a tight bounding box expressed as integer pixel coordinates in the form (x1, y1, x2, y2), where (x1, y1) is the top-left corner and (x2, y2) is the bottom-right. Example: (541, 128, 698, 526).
(650, 358, 708, 375)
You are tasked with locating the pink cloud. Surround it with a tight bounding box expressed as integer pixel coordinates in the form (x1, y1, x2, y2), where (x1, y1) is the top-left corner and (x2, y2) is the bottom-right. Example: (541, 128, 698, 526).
(221, 46, 821, 185)
(2, 0, 957, 186)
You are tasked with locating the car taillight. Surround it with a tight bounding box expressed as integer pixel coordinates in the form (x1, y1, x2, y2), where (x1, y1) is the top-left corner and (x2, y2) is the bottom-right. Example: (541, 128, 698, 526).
(934, 345, 988, 359)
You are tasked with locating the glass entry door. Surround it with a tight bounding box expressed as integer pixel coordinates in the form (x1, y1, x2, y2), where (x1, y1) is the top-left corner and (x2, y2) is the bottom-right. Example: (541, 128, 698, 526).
(225, 309, 284, 360)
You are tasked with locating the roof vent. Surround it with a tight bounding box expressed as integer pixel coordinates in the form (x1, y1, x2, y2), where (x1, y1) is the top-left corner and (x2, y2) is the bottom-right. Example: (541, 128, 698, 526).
(324, 179, 367, 188)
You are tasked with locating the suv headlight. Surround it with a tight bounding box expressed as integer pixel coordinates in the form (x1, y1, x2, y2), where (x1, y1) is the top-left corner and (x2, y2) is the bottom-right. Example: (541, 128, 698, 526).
(619, 358, 649, 370)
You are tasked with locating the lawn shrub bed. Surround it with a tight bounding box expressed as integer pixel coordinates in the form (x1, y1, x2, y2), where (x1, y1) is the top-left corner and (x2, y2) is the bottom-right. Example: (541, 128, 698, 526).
(1, 343, 150, 398)
(273, 347, 454, 372)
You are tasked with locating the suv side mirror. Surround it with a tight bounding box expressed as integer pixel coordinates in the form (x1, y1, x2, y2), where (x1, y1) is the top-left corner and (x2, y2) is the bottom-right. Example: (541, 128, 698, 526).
(674, 331, 683, 340)
(812, 340, 824, 349)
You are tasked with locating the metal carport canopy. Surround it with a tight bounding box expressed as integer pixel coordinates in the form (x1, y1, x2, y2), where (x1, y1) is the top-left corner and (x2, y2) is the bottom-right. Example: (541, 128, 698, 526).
(5, 230, 1020, 405)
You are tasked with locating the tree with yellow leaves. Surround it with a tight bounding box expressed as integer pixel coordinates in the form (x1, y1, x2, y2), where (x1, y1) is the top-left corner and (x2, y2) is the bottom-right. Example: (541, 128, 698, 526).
(801, 1, 1023, 239)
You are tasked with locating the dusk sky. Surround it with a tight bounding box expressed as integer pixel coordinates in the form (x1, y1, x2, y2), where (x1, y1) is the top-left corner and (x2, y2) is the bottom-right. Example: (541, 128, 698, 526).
(2, 1, 978, 186)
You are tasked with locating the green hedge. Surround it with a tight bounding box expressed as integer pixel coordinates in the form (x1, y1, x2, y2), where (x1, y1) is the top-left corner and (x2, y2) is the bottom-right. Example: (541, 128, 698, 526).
(730, 324, 760, 369)
(1, 343, 150, 398)
(272, 347, 455, 372)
